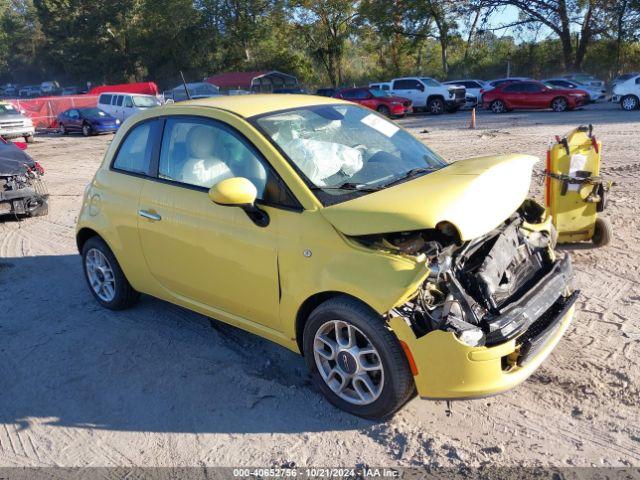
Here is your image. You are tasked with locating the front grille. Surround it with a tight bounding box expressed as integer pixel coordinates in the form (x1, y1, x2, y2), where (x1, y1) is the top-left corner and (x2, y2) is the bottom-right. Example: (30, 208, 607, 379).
(0, 121, 26, 128)
(516, 291, 578, 366)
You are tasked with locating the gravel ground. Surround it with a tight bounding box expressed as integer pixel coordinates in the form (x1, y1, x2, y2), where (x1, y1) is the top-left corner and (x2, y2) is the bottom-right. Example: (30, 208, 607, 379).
(0, 103, 638, 468)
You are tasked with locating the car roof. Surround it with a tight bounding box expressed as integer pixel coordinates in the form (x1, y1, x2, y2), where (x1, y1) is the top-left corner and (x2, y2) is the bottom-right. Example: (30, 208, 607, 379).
(179, 94, 350, 118)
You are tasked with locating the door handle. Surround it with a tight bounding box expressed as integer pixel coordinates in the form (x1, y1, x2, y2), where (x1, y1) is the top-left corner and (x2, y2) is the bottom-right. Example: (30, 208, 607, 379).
(138, 209, 161, 221)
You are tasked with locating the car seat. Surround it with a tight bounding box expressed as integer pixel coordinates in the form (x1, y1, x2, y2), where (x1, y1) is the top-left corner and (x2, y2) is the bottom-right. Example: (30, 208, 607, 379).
(181, 125, 233, 188)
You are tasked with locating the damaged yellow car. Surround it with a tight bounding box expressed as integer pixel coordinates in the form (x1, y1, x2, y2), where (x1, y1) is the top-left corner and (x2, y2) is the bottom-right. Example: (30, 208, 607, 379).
(76, 95, 577, 419)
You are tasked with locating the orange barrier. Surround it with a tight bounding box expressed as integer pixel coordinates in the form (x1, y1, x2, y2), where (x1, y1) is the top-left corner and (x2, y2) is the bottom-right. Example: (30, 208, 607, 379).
(7, 95, 99, 129)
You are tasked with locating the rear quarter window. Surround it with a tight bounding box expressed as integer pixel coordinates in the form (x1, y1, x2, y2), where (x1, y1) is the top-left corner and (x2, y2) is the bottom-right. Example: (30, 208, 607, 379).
(99, 94, 112, 105)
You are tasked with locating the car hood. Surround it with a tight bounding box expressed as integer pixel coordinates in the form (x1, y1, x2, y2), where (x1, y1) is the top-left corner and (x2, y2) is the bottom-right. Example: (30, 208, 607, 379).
(321, 154, 538, 241)
(0, 144, 36, 175)
(0, 113, 27, 121)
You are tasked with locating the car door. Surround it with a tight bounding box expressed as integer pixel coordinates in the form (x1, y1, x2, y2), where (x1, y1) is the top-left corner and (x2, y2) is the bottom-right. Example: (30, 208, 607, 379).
(501, 83, 526, 108)
(391, 80, 423, 107)
(137, 115, 294, 330)
(68, 109, 81, 131)
(525, 82, 551, 108)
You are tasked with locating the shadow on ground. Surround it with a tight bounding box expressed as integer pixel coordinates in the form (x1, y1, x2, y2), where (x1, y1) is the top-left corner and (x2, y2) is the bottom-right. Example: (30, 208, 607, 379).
(0, 255, 372, 434)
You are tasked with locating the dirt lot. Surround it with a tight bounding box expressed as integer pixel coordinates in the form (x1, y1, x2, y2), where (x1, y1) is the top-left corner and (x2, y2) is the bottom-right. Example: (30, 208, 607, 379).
(1, 104, 639, 468)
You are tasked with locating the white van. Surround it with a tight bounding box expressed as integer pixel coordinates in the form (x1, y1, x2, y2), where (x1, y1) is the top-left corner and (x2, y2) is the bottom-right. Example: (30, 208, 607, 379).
(97, 92, 162, 121)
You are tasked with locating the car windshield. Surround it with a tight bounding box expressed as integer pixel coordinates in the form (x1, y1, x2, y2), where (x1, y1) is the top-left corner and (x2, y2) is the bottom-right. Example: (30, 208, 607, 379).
(370, 90, 391, 98)
(420, 78, 441, 87)
(0, 104, 19, 115)
(132, 95, 161, 107)
(255, 104, 447, 206)
(81, 108, 108, 117)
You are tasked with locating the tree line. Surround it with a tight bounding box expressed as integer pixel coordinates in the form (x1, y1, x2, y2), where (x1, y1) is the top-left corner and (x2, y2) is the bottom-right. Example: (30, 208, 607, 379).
(1, 0, 639, 89)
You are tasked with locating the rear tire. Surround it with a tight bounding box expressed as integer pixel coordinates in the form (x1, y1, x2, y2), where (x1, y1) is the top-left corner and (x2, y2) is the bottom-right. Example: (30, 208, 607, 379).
(81, 236, 140, 310)
(490, 100, 506, 114)
(82, 123, 92, 137)
(303, 296, 415, 420)
(621, 95, 639, 111)
(59, 124, 67, 135)
(592, 217, 613, 247)
(427, 97, 444, 115)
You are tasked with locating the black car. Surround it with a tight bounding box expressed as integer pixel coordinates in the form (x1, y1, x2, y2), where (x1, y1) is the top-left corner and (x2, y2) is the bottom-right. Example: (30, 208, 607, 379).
(0, 138, 48, 217)
(57, 107, 120, 136)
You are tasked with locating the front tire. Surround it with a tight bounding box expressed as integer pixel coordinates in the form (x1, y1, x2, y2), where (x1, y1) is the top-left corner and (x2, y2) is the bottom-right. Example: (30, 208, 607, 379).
(376, 105, 391, 117)
(82, 236, 140, 310)
(303, 296, 415, 419)
(427, 97, 444, 115)
(621, 95, 639, 111)
(59, 124, 67, 135)
(25, 135, 34, 143)
(551, 97, 568, 112)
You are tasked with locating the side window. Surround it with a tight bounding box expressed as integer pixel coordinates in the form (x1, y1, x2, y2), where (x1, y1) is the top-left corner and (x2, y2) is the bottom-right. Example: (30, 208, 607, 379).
(503, 83, 524, 93)
(525, 83, 543, 92)
(635, 77, 640, 85)
(341, 90, 357, 99)
(99, 94, 112, 105)
(112, 121, 155, 175)
(116, 95, 124, 106)
(352, 90, 369, 99)
(158, 117, 297, 207)
(393, 80, 414, 90)
(124, 96, 133, 108)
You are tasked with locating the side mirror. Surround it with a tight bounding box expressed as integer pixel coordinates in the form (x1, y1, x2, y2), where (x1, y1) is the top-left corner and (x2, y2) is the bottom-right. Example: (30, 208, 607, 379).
(209, 177, 269, 227)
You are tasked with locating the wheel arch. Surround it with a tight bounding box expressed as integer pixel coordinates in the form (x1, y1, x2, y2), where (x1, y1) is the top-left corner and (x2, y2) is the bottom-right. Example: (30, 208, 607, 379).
(76, 227, 101, 253)
(427, 94, 445, 103)
(295, 291, 377, 354)
(551, 95, 568, 107)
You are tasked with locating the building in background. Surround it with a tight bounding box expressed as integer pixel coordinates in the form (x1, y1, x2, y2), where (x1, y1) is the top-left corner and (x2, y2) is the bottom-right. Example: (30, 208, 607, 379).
(205, 71, 298, 93)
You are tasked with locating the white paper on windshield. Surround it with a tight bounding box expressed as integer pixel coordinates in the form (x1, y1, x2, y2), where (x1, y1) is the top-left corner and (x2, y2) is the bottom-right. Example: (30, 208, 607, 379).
(568, 153, 587, 191)
(361, 113, 399, 137)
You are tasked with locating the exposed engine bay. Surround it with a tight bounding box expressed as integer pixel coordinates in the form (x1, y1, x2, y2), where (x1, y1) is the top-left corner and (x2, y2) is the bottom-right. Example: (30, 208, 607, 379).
(352, 200, 575, 361)
(0, 141, 48, 218)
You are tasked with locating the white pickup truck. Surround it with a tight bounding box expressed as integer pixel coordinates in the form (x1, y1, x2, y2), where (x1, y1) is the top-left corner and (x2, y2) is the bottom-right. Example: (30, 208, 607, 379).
(611, 73, 640, 110)
(0, 102, 35, 143)
(389, 77, 466, 114)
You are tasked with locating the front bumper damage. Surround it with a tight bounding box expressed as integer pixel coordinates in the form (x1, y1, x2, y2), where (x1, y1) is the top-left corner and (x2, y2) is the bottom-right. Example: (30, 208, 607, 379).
(366, 202, 577, 398)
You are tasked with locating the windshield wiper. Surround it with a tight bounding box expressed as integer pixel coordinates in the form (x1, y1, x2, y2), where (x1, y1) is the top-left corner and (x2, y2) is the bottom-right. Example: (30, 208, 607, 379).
(383, 167, 438, 188)
(311, 182, 381, 193)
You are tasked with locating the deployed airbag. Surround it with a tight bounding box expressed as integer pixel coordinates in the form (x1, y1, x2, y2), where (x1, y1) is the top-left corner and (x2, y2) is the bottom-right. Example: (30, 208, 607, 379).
(283, 138, 363, 186)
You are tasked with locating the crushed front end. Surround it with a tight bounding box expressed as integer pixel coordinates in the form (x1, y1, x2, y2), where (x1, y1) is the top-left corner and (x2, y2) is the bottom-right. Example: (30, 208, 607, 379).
(0, 144, 49, 218)
(354, 200, 577, 398)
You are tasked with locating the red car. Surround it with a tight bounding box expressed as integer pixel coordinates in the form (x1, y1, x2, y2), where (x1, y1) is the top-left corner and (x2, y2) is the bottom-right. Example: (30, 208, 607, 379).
(334, 87, 412, 117)
(482, 80, 589, 113)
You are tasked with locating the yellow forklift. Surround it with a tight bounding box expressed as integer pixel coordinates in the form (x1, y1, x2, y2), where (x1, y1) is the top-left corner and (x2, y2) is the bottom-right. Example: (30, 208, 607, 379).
(545, 125, 613, 247)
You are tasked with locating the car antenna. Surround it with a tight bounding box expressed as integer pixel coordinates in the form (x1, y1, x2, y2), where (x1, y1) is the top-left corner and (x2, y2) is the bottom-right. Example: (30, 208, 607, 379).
(180, 71, 192, 100)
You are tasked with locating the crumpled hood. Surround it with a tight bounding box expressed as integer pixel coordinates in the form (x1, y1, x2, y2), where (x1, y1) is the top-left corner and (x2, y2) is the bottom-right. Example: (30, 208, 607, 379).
(321, 154, 538, 241)
(0, 142, 36, 175)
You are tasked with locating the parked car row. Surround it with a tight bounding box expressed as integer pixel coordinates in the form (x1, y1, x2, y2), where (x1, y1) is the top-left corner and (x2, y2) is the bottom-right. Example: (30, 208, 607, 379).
(0, 82, 82, 99)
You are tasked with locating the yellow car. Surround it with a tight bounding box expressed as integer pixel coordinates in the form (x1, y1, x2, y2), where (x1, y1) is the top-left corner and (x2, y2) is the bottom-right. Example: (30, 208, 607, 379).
(76, 95, 577, 419)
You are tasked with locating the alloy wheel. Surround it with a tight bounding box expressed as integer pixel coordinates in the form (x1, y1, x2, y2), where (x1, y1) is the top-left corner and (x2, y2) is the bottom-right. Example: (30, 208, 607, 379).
(622, 96, 638, 111)
(552, 98, 567, 112)
(429, 99, 444, 115)
(85, 248, 116, 302)
(491, 100, 505, 113)
(313, 320, 385, 406)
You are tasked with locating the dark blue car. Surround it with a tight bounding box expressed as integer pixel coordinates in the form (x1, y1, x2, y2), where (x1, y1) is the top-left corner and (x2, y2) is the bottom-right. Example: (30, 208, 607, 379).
(57, 107, 120, 136)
